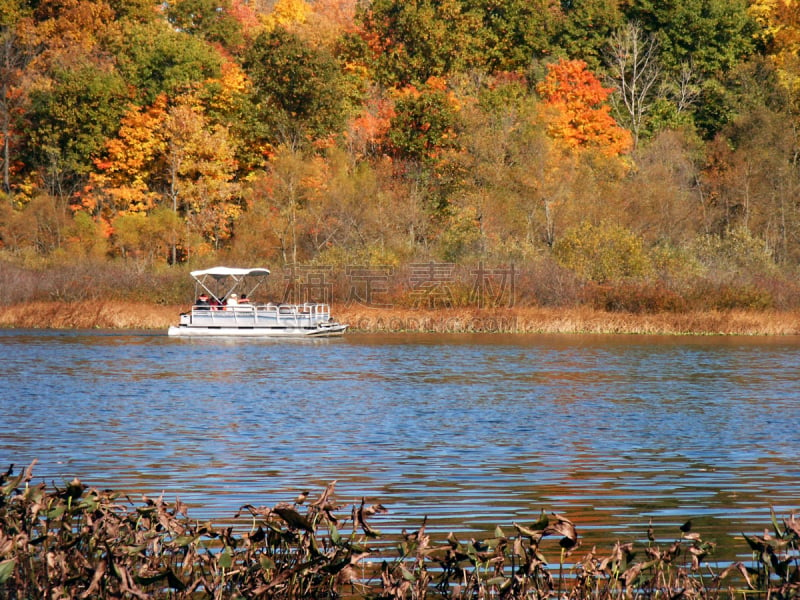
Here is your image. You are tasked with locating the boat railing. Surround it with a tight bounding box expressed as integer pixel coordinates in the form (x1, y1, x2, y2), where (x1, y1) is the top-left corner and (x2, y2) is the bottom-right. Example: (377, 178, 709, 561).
(189, 302, 331, 325)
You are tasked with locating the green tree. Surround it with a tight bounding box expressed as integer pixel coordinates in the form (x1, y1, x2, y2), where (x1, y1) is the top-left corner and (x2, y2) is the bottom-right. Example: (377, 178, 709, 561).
(555, 0, 625, 70)
(242, 27, 350, 146)
(110, 207, 183, 262)
(386, 78, 459, 164)
(164, 0, 243, 49)
(25, 56, 128, 198)
(64, 210, 106, 259)
(461, 0, 560, 74)
(107, 0, 160, 22)
(354, 0, 481, 86)
(624, 0, 755, 77)
(110, 18, 223, 105)
(0, 0, 30, 26)
(623, 0, 757, 138)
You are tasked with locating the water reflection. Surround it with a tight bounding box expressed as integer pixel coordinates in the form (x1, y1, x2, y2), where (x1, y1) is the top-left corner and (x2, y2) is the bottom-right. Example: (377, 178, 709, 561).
(2, 330, 799, 563)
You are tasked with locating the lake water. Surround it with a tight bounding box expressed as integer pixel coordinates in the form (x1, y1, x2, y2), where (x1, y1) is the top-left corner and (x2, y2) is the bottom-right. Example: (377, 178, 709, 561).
(2, 329, 799, 564)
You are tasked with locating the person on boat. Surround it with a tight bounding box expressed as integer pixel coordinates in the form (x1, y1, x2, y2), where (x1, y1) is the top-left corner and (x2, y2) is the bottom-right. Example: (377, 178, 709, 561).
(226, 293, 238, 308)
(196, 293, 210, 310)
(239, 294, 250, 304)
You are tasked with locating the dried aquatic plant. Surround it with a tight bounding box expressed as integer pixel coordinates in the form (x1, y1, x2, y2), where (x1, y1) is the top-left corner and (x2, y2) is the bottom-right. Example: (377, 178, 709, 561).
(1, 463, 798, 599)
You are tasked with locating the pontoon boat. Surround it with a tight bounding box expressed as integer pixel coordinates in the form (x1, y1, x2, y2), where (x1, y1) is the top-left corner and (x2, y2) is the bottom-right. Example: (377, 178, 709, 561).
(167, 267, 348, 337)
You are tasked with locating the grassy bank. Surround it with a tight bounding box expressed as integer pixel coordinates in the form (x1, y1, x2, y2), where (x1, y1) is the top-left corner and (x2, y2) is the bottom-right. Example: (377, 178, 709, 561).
(2, 301, 800, 335)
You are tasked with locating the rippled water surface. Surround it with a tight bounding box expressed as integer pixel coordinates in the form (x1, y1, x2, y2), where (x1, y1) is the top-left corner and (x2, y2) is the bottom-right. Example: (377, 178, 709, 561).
(2, 330, 799, 562)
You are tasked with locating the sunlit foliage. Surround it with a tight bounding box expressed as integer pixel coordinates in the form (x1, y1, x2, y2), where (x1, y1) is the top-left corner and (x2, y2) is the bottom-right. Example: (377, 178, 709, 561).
(537, 58, 633, 156)
(1, 0, 800, 313)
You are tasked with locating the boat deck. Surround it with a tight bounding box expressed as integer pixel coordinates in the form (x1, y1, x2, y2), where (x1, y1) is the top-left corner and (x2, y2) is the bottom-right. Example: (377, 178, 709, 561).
(168, 303, 347, 337)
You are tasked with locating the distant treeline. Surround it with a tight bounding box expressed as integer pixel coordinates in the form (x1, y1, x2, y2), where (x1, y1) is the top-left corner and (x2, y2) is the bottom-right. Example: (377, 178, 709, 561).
(2, 1, 800, 311)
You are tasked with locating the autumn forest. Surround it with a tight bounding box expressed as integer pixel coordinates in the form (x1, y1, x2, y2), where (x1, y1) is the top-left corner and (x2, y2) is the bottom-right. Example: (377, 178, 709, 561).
(2, 0, 800, 312)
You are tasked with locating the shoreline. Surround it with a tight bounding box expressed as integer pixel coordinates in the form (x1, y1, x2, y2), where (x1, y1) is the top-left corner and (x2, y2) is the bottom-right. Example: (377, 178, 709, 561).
(2, 301, 800, 335)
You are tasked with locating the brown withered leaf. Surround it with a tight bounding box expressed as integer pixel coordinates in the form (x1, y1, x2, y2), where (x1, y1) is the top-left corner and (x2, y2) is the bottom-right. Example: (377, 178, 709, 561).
(79, 559, 106, 599)
(273, 506, 314, 532)
(353, 498, 382, 538)
(249, 526, 266, 543)
(785, 513, 800, 538)
(736, 562, 756, 589)
(621, 563, 643, 586)
(512, 522, 543, 540)
(689, 546, 707, 570)
(664, 540, 682, 561)
(742, 533, 768, 553)
(544, 513, 578, 548)
(23, 460, 38, 484)
(234, 503, 260, 518)
(363, 502, 388, 517)
(311, 480, 337, 508)
(1, 463, 12, 484)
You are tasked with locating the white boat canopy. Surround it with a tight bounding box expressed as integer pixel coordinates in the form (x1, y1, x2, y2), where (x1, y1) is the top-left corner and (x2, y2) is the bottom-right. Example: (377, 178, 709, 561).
(190, 267, 271, 278)
(190, 266, 272, 303)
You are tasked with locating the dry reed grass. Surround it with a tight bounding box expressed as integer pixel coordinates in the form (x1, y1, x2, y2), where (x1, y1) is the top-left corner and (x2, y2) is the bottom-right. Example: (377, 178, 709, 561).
(1, 302, 800, 334)
(0, 301, 177, 330)
(337, 306, 800, 335)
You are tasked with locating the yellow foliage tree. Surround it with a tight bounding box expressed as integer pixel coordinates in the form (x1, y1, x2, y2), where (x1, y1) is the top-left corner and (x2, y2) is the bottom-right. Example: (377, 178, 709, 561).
(749, 0, 800, 108)
(304, 0, 357, 48)
(205, 59, 251, 116)
(164, 94, 241, 254)
(261, 0, 311, 32)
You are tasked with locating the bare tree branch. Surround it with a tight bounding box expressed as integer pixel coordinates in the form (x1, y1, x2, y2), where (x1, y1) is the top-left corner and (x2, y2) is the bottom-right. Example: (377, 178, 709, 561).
(605, 22, 662, 148)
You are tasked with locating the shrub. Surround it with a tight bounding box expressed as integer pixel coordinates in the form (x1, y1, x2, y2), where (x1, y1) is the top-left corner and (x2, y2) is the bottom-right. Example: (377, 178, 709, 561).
(515, 256, 583, 307)
(0, 259, 192, 304)
(553, 221, 653, 283)
(583, 280, 688, 313)
(692, 227, 776, 279)
(690, 281, 774, 311)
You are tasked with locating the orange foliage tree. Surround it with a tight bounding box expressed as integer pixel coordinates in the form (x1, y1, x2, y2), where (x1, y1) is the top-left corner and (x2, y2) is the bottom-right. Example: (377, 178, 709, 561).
(345, 91, 394, 160)
(536, 58, 633, 157)
(86, 95, 169, 221)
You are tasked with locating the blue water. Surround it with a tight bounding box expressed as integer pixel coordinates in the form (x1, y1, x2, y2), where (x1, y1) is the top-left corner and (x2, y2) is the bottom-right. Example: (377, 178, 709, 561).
(2, 330, 799, 562)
